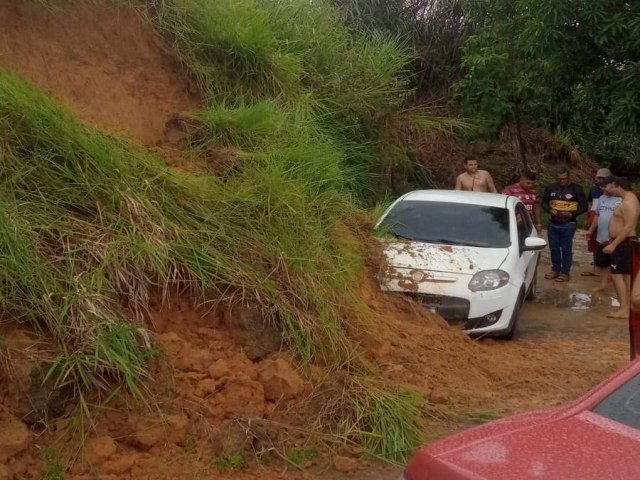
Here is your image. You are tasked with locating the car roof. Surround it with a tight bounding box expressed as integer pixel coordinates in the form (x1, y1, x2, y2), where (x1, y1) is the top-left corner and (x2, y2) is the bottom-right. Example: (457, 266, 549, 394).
(400, 189, 514, 209)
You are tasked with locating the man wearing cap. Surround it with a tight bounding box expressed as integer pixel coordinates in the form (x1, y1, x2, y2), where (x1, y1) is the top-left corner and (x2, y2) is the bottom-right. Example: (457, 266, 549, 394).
(582, 168, 612, 276)
(585, 181, 621, 291)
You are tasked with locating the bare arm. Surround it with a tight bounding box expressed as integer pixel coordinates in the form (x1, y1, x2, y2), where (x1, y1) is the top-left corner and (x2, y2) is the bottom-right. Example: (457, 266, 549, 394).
(533, 203, 542, 227)
(586, 213, 599, 235)
(486, 173, 497, 193)
(607, 201, 638, 250)
(455, 175, 462, 190)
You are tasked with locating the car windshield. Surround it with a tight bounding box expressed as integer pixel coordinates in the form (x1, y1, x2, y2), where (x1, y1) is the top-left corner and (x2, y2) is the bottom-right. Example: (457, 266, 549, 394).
(379, 200, 511, 248)
(592, 372, 640, 431)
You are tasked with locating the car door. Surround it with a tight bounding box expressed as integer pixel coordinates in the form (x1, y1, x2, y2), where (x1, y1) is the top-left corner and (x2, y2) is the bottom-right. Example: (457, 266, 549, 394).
(515, 202, 537, 289)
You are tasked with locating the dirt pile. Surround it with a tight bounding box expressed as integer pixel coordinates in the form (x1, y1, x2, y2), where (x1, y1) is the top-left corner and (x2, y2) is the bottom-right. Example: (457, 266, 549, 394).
(0, 1, 628, 479)
(0, 0, 199, 146)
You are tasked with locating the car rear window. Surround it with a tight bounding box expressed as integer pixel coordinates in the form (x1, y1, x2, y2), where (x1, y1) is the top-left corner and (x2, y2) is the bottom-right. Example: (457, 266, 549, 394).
(379, 200, 511, 248)
(592, 373, 640, 430)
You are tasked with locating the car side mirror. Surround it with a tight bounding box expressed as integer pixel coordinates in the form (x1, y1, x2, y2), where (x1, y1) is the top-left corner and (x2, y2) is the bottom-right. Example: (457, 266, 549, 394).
(522, 236, 547, 252)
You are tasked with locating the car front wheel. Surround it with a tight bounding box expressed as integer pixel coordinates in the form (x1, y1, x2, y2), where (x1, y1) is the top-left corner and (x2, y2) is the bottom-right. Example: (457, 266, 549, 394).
(526, 271, 537, 300)
(503, 289, 525, 340)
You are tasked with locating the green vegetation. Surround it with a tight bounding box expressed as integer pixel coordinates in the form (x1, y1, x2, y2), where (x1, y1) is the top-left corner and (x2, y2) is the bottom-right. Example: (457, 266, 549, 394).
(334, 0, 469, 91)
(214, 453, 245, 471)
(456, 0, 640, 168)
(285, 446, 318, 467)
(0, 0, 439, 464)
(42, 447, 65, 480)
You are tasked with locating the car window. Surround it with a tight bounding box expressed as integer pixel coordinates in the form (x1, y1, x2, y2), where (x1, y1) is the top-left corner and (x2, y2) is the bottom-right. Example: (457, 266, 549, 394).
(515, 203, 532, 248)
(592, 372, 640, 430)
(379, 200, 511, 248)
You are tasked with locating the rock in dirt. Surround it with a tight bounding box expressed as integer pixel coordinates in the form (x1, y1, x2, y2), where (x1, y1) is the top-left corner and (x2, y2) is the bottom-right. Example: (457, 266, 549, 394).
(130, 414, 190, 448)
(0, 464, 11, 480)
(0, 414, 30, 462)
(195, 378, 217, 397)
(208, 359, 230, 379)
(257, 358, 304, 401)
(228, 306, 282, 361)
(333, 455, 359, 473)
(102, 453, 138, 475)
(218, 375, 265, 417)
(86, 435, 117, 465)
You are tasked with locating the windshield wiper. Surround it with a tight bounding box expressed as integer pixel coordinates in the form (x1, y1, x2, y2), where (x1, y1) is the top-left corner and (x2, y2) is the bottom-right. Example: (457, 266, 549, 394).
(423, 238, 467, 246)
(393, 233, 415, 241)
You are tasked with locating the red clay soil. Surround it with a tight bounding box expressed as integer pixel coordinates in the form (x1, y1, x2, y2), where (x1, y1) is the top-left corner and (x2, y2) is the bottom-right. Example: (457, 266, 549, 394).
(0, 2, 627, 479)
(0, 0, 199, 147)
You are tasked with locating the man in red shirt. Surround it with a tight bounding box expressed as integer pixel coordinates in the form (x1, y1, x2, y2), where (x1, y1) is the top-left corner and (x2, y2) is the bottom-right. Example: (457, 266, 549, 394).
(502, 171, 542, 231)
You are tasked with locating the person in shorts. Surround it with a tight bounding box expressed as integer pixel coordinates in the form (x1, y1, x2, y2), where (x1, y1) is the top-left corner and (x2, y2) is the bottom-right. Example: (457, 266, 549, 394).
(586, 188, 621, 292)
(601, 176, 640, 318)
(583, 168, 611, 276)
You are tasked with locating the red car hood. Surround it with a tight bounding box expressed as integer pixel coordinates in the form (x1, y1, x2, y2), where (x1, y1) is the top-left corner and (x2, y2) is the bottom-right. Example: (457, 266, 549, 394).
(407, 409, 640, 480)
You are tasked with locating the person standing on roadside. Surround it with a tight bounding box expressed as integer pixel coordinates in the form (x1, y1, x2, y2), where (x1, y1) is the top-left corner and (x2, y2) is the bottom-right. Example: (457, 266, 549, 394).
(585, 185, 621, 292)
(502, 171, 542, 232)
(601, 176, 640, 318)
(541, 168, 588, 282)
(455, 159, 497, 193)
(583, 168, 612, 276)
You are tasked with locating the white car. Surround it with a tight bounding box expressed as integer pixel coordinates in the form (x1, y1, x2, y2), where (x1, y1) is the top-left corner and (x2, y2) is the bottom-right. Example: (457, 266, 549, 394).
(375, 190, 546, 338)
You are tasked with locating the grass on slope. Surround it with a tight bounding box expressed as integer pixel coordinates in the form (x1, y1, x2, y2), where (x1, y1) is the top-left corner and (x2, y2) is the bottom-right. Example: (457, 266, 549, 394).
(0, 68, 422, 461)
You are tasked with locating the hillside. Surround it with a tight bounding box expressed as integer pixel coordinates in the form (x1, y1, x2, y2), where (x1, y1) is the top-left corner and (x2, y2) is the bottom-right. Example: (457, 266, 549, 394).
(0, 2, 624, 480)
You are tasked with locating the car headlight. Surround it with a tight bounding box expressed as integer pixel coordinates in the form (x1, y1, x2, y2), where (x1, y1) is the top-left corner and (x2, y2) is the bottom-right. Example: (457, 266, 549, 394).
(468, 270, 510, 292)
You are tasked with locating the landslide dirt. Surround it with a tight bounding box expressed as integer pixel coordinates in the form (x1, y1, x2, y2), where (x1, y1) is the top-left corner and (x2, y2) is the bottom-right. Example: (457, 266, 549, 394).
(0, 0, 199, 146)
(0, 2, 631, 479)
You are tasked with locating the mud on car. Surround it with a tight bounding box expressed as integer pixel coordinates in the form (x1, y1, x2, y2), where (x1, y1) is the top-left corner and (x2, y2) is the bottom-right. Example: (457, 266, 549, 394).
(375, 190, 546, 338)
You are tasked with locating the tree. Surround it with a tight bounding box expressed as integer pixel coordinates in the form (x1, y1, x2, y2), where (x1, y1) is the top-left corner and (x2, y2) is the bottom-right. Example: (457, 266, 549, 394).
(456, 0, 640, 168)
(334, 0, 469, 91)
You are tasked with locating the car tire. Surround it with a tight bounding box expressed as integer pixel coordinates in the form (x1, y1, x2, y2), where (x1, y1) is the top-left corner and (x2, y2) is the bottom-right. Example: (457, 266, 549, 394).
(503, 289, 525, 340)
(526, 271, 537, 300)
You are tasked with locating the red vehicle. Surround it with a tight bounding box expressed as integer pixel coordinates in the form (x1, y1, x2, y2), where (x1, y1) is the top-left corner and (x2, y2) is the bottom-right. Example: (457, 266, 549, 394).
(403, 239, 640, 480)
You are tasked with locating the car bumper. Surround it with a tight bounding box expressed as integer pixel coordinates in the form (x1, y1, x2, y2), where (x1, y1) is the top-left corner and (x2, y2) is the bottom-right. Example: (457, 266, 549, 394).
(382, 277, 520, 335)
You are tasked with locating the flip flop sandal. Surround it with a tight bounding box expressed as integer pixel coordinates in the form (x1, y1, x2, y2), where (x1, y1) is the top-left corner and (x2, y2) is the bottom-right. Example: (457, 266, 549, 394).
(555, 274, 570, 282)
(544, 272, 559, 279)
(580, 272, 598, 277)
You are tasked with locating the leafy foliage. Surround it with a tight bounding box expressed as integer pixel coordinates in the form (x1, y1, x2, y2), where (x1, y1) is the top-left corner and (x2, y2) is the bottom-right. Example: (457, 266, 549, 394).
(456, 0, 640, 167)
(0, 0, 438, 462)
(335, 0, 470, 91)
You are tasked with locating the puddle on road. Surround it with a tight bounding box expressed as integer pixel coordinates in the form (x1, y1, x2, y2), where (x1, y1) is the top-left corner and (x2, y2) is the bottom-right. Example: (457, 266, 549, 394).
(534, 289, 619, 310)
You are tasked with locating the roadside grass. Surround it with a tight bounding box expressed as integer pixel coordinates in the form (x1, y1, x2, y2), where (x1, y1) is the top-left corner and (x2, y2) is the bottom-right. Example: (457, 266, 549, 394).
(0, 0, 464, 464)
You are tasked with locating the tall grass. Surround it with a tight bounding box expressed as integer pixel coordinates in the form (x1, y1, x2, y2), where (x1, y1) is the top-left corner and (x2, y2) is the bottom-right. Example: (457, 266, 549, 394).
(0, 67, 362, 397)
(0, 0, 436, 463)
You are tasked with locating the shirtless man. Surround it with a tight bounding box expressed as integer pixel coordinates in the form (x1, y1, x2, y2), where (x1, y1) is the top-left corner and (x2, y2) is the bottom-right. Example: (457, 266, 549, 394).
(601, 176, 640, 318)
(455, 159, 497, 193)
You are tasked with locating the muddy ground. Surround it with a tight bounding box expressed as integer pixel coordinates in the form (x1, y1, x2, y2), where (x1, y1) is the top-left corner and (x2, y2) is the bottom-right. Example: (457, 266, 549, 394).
(354, 229, 630, 480)
(515, 229, 628, 368)
(0, 4, 629, 477)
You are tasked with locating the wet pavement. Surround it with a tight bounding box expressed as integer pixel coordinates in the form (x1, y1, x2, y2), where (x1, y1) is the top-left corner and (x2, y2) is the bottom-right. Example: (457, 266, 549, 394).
(518, 230, 630, 343)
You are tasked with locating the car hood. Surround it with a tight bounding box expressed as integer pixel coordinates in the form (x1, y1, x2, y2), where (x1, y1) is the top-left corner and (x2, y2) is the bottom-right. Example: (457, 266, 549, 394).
(383, 241, 509, 275)
(411, 411, 640, 480)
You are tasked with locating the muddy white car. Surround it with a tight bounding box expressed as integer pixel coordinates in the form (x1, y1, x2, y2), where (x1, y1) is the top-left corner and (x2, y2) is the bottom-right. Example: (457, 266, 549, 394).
(376, 190, 546, 338)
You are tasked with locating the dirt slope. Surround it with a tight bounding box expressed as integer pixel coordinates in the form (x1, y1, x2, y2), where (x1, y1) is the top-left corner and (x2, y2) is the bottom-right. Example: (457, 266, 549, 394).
(0, 2, 629, 479)
(0, 0, 198, 146)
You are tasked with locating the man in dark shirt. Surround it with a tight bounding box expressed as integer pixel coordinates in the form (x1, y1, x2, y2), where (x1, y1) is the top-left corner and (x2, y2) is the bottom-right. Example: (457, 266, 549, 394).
(542, 169, 588, 282)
